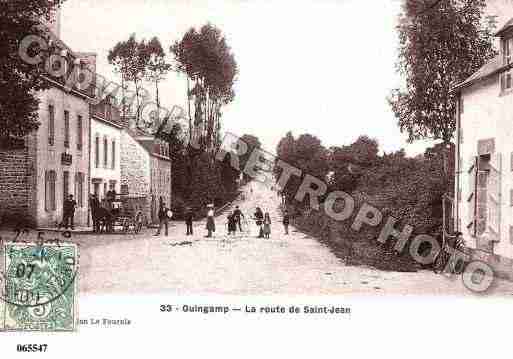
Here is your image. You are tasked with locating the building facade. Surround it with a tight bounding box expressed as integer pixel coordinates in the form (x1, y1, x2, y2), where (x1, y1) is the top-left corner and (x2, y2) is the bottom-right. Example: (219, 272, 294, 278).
(120, 124, 171, 224)
(35, 86, 92, 227)
(120, 129, 152, 221)
(454, 14, 513, 259)
(91, 97, 122, 200)
(150, 145, 172, 223)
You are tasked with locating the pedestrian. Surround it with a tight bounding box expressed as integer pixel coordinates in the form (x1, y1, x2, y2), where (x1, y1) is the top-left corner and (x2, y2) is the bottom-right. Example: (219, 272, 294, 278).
(205, 204, 216, 238)
(60, 195, 77, 230)
(263, 212, 271, 239)
(253, 207, 264, 238)
(233, 206, 245, 232)
(282, 210, 290, 235)
(155, 202, 171, 236)
(227, 211, 237, 235)
(185, 207, 194, 236)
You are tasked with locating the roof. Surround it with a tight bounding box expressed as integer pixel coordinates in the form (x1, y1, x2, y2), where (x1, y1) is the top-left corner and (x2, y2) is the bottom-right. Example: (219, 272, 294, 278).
(495, 18, 513, 37)
(452, 56, 503, 92)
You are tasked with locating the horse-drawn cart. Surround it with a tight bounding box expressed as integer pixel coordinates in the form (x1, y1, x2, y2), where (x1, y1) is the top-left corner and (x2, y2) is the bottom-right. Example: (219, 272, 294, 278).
(93, 194, 149, 234)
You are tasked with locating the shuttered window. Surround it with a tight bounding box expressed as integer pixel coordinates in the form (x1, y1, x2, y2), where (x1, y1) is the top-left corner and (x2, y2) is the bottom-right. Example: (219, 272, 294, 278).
(64, 110, 70, 148)
(487, 153, 502, 238)
(95, 135, 100, 168)
(63, 171, 69, 202)
(111, 140, 116, 169)
(48, 105, 55, 146)
(45, 170, 56, 211)
(103, 136, 108, 168)
(467, 156, 477, 237)
(75, 172, 84, 207)
(77, 115, 83, 151)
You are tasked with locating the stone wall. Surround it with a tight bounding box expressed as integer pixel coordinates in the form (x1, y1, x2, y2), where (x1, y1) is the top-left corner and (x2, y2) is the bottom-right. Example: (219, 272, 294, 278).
(0, 134, 37, 227)
(150, 156, 172, 223)
(120, 131, 151, 220)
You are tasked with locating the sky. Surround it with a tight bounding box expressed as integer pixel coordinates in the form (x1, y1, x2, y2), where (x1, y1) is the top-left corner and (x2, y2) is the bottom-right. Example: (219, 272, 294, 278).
(60, 0, 435, 156)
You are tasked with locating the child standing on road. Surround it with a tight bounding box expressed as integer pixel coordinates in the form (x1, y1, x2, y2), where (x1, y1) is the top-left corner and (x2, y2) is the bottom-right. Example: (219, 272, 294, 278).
(263, 212, 271, 239)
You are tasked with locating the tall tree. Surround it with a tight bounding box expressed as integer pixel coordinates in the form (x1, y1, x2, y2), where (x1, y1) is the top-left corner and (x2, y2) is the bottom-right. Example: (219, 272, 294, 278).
(144, 36, 171, 121)
(171, 23, 238, 153)
(0, 0, 66, 142)
(108, 34, 149, 123)
(389, 0, 496, 144)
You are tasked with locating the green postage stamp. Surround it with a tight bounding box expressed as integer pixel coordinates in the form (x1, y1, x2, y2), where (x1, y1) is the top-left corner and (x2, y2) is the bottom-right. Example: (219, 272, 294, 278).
(0, 241, 79, 332)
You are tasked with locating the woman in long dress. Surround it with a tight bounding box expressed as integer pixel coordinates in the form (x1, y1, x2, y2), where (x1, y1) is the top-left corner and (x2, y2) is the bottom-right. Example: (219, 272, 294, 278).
(263, 212, 271, 239)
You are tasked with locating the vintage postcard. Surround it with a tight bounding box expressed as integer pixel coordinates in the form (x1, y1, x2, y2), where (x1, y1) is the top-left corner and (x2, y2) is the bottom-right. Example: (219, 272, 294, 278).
(1, 0, 513, 357)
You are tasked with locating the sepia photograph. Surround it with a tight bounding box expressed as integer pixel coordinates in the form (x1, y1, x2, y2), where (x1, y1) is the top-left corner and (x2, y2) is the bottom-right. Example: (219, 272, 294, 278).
(1, 0, 513, 357)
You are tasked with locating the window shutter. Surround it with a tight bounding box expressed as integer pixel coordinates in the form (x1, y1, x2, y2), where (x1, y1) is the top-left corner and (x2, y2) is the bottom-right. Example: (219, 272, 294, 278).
(467, 156, 477, 236)
(487, 152, 502, 240)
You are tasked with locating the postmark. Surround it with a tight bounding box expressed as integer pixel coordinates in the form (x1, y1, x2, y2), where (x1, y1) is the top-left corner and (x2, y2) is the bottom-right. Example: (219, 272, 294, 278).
(1, 241, 79, 332)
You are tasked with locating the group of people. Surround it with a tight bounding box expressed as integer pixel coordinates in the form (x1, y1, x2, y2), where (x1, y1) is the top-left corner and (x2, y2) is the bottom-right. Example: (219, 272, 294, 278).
(84, 188, 292, 240)
(154, 201, 293, 240)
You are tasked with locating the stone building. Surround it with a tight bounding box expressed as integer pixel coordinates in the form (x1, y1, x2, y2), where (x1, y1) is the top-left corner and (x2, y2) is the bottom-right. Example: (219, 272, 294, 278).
(120, 123, 171, 224)
(453, 12, 513, 260)
(0, 9, 94, 228)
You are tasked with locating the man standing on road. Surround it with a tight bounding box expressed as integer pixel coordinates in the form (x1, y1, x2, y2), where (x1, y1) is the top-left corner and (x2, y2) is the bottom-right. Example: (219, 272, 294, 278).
(185, 207, 194, 236)
(233, 206, 245, 232)
(205, 204, 215, 238)
(60, 195, 77, 230)
(155, 202, 171, 236)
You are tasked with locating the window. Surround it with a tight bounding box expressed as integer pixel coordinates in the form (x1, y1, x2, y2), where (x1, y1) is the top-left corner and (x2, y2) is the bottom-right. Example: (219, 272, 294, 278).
(103, 182, 107, 199)
(103, 136, 108, 168)
(75, 172, 84, 207)
(121, 184, 128, 195)
(501, 70, 513, 91)
(111, 140, 116, 169)
(77, 115, 83, 151)
(45, 170, 56, 211)
(504, 37, 512, 65)
(95, 135, 99, 168)
(48, 105, 55, 146)
(63, 171, 69, 202)
(64, 110, 70, 148)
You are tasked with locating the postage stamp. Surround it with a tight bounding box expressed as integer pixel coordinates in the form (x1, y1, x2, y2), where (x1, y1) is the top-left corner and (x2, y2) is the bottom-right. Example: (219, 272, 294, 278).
(1, 242, 79, 332)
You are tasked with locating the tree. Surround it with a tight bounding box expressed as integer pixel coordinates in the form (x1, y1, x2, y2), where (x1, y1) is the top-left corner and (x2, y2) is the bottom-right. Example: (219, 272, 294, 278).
(171, 23, 238, 152)
(328, 136, 379, 192)
(389, 0, 496, 144)
(144, 36, 171, 121)
(275, 132, 329, 206)
(108, 34, 149, 122)
(0, 0, 66, 141)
